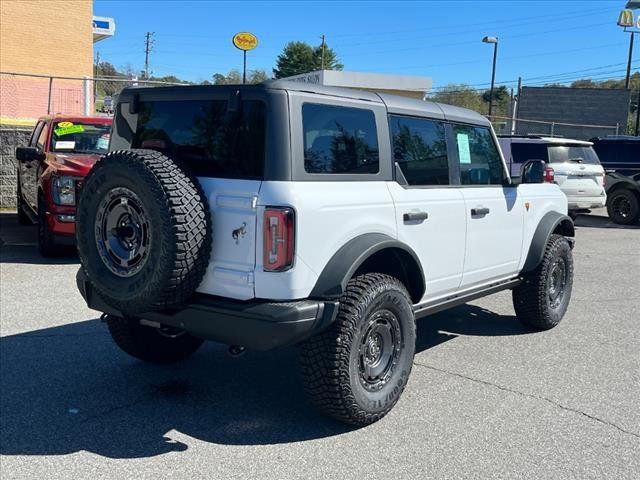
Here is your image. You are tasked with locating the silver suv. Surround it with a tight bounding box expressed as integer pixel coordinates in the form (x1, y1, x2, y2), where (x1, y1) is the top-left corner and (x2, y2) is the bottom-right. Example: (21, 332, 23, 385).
(499, 135, 606, 214)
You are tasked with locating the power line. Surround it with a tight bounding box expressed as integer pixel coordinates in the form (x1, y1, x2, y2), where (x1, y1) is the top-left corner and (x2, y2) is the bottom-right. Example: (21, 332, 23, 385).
(330, 6, 615, 40)
(332, 8, 616, 48)
(338, 21, 612, 58)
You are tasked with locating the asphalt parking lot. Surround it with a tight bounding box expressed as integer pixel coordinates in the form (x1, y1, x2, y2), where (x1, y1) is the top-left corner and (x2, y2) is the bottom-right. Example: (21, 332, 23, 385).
(0, 209, 638, 480)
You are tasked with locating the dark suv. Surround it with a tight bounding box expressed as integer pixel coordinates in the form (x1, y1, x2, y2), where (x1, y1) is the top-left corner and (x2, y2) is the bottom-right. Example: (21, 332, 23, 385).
(590, 136, 640, 176)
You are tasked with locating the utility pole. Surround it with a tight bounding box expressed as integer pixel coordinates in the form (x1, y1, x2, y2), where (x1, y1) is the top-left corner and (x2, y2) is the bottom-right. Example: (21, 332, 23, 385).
(509, 77, 522, 135)
(625, 32, 635, 89)
(93, 51, 100, 100)
(636, 86, 640, 137)
(320, 34, 326, 70)
(144, 32, 155, 80)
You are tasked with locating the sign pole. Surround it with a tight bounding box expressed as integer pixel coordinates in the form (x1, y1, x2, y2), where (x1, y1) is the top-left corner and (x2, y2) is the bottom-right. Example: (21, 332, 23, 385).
(232, 32, 258, 85)
(243, 50, 247, 85)
(625, 32, 635, 89)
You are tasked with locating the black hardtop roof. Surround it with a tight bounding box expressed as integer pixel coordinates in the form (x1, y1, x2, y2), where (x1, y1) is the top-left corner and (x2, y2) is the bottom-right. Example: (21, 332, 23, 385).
(120, 81, 490, 126)
(590, 135, 640, 142)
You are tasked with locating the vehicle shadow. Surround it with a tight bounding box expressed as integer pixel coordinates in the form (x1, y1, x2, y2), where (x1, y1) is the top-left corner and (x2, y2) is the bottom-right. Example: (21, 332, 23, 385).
(415, 304, 531, 353)
(0, 304, 531, 459)
(0, 212, 78, 265)
(574, 213, 640, 230)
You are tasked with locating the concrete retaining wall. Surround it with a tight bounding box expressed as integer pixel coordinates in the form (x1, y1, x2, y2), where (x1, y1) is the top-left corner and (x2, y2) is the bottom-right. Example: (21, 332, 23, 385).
(0, 126, 31, 209)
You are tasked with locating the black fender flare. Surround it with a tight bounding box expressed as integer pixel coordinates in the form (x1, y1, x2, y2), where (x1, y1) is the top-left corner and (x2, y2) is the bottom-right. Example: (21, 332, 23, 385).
(309, 233, 425, 300)
(521, 211, 574, 273)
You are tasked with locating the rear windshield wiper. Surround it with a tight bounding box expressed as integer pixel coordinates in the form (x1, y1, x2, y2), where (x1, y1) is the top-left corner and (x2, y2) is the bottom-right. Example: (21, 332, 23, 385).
(567, 157, 583, 163)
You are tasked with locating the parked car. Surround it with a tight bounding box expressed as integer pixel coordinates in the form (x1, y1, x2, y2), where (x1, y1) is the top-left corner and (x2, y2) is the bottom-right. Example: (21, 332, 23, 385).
(605, 172, 640, 224)
(590, 136, 640, 176)
(75, 83, 575, 426)
(498, 135, 606, 216)
(15, 115, 112, 255)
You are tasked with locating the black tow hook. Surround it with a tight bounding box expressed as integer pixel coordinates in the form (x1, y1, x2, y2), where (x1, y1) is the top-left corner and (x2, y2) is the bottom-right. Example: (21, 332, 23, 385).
(228, 345, 247, 357)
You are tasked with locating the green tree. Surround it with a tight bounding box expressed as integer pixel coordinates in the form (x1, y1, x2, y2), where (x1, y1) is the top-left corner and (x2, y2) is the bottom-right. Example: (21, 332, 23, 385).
(273, 41, 343, 78)
(428, 84, 483, 112)
(313, 44, 343, 71)
(212, 68, 269, 84)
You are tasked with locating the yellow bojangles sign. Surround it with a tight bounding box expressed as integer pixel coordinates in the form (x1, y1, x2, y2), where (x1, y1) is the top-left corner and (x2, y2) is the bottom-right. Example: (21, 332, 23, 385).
(232, 32, 258, 51)
(618, 9, 635, 27)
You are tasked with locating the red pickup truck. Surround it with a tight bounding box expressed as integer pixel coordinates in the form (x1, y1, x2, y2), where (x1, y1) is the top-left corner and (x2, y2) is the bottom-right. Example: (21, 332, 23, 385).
(15, 115, 112, 256)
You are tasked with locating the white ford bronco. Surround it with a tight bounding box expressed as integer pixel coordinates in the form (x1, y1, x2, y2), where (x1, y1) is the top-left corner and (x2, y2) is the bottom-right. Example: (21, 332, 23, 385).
(76, 82, 575, 426)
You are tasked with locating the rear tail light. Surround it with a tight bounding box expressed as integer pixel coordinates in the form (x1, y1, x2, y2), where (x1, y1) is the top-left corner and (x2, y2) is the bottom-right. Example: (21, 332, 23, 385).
(543, 167, 555, 183)
(263, 207, 295, 272)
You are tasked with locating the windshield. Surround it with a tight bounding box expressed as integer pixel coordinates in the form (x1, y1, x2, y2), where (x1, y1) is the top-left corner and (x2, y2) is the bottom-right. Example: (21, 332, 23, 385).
(547, 145, 601, 165)
(51, 121, 111, 154)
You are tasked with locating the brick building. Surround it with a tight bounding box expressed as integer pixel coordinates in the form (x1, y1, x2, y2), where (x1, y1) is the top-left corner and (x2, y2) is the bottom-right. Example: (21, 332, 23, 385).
(0, 0, 114, 207)
(0, 0, 114, 124)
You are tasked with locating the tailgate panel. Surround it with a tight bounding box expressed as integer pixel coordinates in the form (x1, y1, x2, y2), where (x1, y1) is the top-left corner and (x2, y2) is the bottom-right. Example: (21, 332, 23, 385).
(195, 178, 261, 300)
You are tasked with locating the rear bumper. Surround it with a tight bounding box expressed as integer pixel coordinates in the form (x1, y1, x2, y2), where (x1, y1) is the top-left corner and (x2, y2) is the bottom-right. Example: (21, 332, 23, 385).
(567, 195, 606, 210)
(76, 269, 339, 351)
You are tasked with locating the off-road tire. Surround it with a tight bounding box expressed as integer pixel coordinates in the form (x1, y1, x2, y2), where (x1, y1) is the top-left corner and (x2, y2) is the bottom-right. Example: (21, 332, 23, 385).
(37, 193, 60, 257)
(513, 234, 573, 330)
(16, 183, 31, 226)
(105, 315, 204, 364)
(606, 188, 640, 225)
(76, 149, 211, 315)
(299, 273, 416, 426)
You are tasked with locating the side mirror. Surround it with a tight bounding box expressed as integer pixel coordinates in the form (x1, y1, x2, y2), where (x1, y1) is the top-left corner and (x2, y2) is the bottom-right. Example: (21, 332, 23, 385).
(521, 159, 546, 184)
(15, 146, 42, 162)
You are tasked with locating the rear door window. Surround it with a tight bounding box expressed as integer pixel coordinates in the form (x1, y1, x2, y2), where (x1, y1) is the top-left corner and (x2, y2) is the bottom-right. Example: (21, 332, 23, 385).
(511, 143, 548, 163)
(389, 115, 449, 185)
(453, 125, 504, 185)
(131, 99, 266, 178)
(302, 103, 379, 174)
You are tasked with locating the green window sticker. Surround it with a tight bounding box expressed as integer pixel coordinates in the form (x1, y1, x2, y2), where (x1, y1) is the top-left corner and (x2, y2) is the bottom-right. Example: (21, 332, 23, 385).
(457, 133, 471, 164)
(54, 125, 85, 136)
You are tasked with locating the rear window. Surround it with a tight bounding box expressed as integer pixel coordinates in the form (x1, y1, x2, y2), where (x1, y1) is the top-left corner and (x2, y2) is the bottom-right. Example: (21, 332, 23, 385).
(131, 100, 266, 178)
(547, 145, 600, 165)
(302, 103, 379, 174)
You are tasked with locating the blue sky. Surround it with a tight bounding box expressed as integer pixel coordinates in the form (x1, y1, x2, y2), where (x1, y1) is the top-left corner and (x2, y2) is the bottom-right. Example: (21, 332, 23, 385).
(94, 0, 639, 91)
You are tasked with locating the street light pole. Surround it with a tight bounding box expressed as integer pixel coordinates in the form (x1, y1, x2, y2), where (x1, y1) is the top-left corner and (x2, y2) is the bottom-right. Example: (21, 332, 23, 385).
(483, 36, 499, 117)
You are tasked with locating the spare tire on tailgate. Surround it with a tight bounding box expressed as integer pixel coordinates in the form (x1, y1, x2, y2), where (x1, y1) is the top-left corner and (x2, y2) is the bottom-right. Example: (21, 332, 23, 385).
(76, 149, 211, 315)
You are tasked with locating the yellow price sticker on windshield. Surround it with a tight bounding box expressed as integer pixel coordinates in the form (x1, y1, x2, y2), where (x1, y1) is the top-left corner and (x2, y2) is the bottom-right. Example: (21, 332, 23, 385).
(57, 121, 74, 129)
(54, 125, 85, 136)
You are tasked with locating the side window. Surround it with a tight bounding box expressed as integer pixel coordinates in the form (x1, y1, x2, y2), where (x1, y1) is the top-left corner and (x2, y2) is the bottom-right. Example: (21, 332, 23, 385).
(36, 123, 49, 151)
(29, 122, 44, 147)
(453, 125, 504, 185)
(389, 115, 449, 186)
(302, 103, 379, 174)
(511, 143, 548, 163)
(622, 144, 636, 164)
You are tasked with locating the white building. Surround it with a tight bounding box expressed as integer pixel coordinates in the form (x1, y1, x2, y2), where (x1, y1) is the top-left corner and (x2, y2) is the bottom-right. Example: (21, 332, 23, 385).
(282, 70, 432, 100)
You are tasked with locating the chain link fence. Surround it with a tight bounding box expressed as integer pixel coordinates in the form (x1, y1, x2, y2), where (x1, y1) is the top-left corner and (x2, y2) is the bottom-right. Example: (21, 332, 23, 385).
(0, 71, 186, 124)
(489, 115, 621, 139)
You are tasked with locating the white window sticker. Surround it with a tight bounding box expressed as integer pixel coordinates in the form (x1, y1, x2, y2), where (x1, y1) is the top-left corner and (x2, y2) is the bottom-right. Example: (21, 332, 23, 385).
(456, 133, 471, 164)
(55, 140, 75, 150)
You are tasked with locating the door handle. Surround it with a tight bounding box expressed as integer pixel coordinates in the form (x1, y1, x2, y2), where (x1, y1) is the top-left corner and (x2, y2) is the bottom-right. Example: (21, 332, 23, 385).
(403, 211, 429, 222)
(471, 207, 490, 216)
